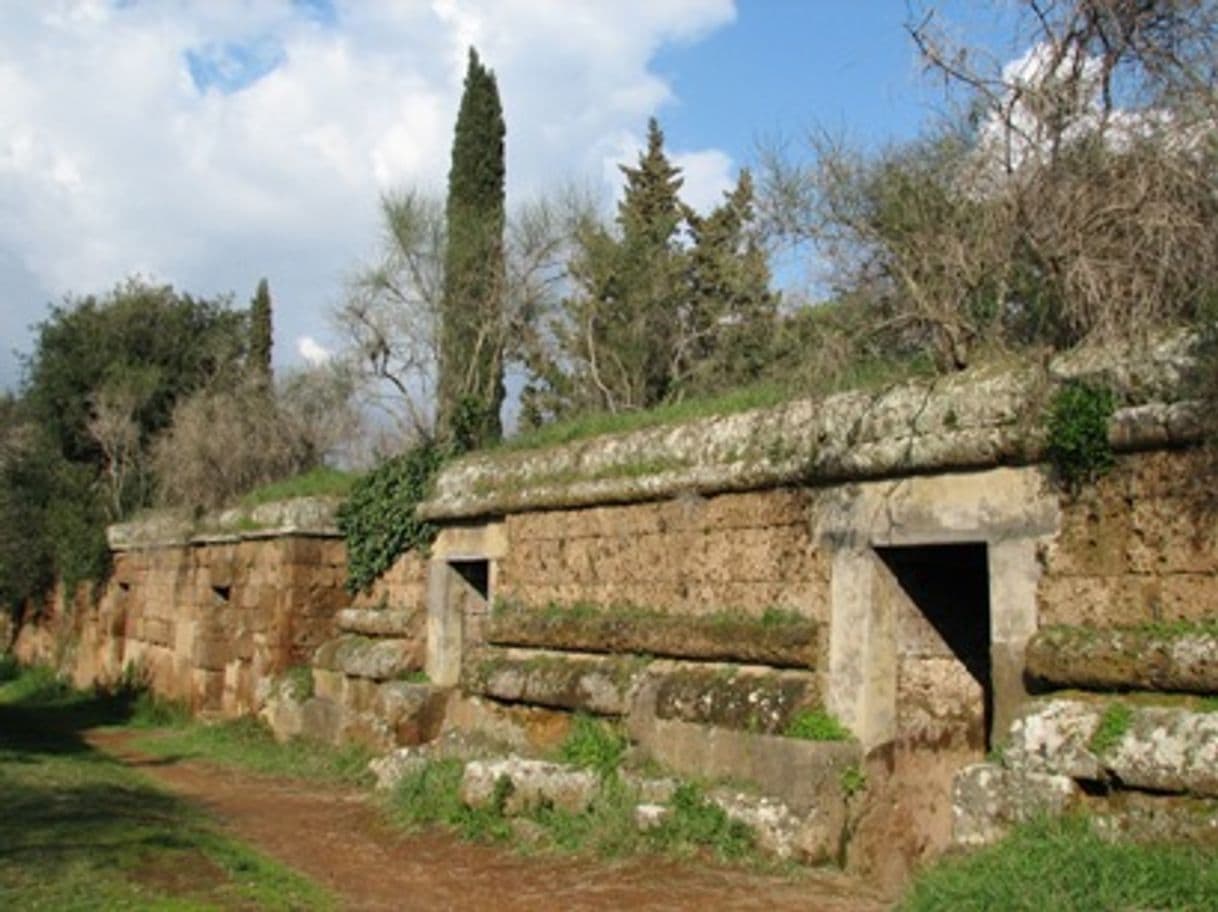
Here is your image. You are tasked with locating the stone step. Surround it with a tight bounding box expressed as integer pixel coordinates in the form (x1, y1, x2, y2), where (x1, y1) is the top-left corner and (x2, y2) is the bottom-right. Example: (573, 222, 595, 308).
(485, 606, 818, 669)
(313, 633, 423, 681)
(1026, 625, 1218, 694)
(336, 608, 420, 638)
(462, 646, 823, 733)
(462, 646, 645, 716)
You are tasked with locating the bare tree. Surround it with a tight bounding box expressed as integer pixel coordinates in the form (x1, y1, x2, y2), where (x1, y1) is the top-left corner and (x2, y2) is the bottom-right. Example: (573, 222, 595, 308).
(335, 186, 587, 444)
(759, 0, 1218, 368)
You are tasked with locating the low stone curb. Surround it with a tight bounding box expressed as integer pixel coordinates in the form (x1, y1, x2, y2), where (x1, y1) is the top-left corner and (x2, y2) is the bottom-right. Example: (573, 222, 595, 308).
(1026, 626, 1218, 694)
(485, 609, 818, 669)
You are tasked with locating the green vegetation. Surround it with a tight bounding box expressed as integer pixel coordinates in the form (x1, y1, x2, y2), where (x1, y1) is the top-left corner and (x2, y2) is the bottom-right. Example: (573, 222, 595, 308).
(387, 758, 759, 864)
(132, 715, 375, 787)
(249, 277, 274, 387)
(1046, 381, 1117, 492)
(0, 663, 333, 910)
(1088, 701, 1134, 756)
(241, 465, 358, 507)
(557, 713, 628, 778)
(783, 708, 852, 742)
(839, 764, 866, 798)
(280, 664, 316, 700)
(337, 442, 445, 593)
(900, 815, 1218, 912)
(439, 47, 507, 450)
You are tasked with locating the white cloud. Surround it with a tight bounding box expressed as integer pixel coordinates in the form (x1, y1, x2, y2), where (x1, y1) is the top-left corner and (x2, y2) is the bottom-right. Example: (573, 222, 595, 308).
(0, 0, 737, 388)
(297, 335, 331, 366)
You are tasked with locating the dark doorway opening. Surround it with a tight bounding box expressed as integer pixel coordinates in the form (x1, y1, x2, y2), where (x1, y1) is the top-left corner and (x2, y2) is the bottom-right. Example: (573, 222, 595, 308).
(449, 559, 490, 602)
(877, 543, 992, 747)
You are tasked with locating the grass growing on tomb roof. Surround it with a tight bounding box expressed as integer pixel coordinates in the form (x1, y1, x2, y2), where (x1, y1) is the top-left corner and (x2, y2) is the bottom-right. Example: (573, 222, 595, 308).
(240, 465, 360, 508)
(488, 353, 938, 456)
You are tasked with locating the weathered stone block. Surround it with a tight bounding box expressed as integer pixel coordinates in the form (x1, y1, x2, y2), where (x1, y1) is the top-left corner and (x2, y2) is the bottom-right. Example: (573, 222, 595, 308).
(336, 608, 420, 638)
(374, 681, 448, 745)
(313, 634, 423, 681)
(709, 788, 843, 864)
(459, 757, 599, 815)
(462, 647, 645, 716)
(1005, 698, 1105, 780)
(299, 696, 341, 744)
(1027, 625, 1218, 694)
(1108, 706, 1218, 797)
(650, 663, 820, 734)
(486, 606, 819, 668)
(951, 763, 1079, 847)
(628, 704, 859, 815)
(191, 636, 231, 672)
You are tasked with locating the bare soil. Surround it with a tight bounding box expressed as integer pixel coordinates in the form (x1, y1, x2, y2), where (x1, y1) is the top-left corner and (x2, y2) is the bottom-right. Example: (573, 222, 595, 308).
(88, 730, 893, 912)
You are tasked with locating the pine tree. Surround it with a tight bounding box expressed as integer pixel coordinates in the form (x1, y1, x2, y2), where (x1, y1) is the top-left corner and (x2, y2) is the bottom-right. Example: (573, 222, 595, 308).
(438, 47, 506, 450)
(683, 169, 777, 391)
(615, 118, 687, 407)
(558, 118, 687, 413)
(249, 277, 273, 388)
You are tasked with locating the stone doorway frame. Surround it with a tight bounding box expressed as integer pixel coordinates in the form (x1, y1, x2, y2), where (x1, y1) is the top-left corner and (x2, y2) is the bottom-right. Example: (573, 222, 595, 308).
(814, 467, 1059, 750)
(424, 521, 506, 686)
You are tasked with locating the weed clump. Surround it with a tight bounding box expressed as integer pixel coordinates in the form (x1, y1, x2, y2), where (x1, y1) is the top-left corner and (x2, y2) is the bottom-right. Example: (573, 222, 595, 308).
(1088, 701, 1133, 756)
(783, 708, 852, 742)
(558, 713, 627, 778)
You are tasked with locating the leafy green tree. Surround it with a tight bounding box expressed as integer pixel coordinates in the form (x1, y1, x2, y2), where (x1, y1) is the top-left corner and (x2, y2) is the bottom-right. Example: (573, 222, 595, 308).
(1, 278, 248, 610)
(439, 47, 507, 450)
(249, 277, 274, 387)
(22, 277, 247, 467)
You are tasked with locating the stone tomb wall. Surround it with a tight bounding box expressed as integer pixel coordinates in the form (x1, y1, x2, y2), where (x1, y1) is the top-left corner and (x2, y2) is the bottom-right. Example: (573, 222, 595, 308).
(423, 447, 1218, 880)
(13, 534, 354, 714)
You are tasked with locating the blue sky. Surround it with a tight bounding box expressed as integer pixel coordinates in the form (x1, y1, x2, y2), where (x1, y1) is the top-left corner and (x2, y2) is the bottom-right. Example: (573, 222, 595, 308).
(0, 1, 1024, 393)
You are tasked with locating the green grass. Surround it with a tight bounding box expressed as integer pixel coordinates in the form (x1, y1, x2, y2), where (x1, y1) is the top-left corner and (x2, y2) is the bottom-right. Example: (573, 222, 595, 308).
(0, 664, 333, 910)
(130, 715, 376, 787)
(495, 382, 794, 453)
(386, 758, 762, 864)
(492, 352, 937, 455)
(783, 708, 853, 742)
(556, 713, 628, 778)
(900, 816, 1218, 911)
(239, 465, 359, 508)
(1088, 701, 1133, 756)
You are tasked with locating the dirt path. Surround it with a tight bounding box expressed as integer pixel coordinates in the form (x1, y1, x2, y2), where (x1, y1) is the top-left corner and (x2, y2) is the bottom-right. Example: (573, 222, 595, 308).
(88, 730, 893, 912)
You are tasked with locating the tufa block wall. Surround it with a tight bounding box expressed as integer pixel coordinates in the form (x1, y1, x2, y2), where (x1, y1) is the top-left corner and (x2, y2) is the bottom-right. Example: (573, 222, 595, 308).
(498, 490, 829, 622)
(1039, 450, 1218, 628)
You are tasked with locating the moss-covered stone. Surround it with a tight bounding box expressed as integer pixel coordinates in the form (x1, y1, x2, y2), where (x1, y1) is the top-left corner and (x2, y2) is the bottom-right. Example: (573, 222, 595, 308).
(651, 665, 820, 734)
(462, 646, 646, 715)
(486, 604, 819, 668)
(313, 633, 423, 681)
(1027, 624, 1218, 694)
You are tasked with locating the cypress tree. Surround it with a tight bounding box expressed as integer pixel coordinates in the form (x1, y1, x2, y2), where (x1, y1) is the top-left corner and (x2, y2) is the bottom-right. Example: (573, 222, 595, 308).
(249, 277, 273, 387)
(439, 47, 506, 450)
(612, 117, 686, 407)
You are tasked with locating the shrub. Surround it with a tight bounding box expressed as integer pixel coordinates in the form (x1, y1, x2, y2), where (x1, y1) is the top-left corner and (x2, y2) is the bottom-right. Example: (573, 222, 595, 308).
(1046, 381, 1116, 492)
(151, 382, 316, 511)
